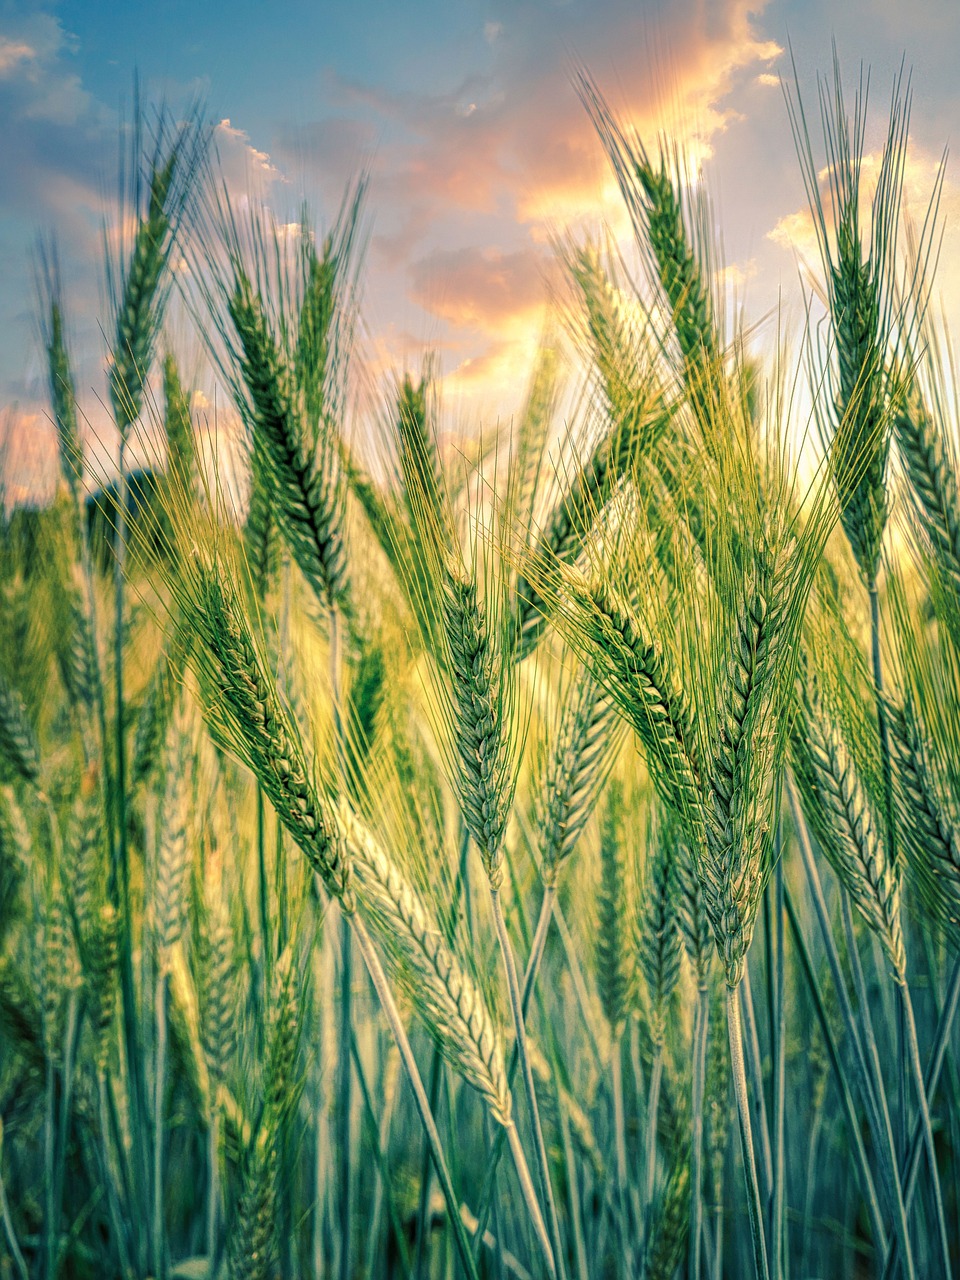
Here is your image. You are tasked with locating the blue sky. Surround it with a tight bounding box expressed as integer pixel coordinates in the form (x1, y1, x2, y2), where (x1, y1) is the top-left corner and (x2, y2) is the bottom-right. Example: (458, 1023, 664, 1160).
(2, 0, 959, 499)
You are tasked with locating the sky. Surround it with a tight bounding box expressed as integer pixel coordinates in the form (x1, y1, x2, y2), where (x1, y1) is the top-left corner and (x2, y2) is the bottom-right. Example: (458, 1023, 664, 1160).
(2, 0, 960, 502)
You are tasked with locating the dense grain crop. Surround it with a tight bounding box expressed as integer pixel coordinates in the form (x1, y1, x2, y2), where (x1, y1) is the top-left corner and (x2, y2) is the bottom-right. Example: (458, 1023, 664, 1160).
(3, 53, 960, 1280)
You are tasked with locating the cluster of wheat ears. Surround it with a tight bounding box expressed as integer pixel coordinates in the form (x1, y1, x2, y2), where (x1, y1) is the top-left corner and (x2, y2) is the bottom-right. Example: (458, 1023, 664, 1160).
(2, 53, 960, 1280)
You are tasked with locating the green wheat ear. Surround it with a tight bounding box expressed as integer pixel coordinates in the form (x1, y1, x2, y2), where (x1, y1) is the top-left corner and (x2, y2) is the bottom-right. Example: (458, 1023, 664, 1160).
(533, 661, 623, 886)
(891, 333, 960, 625)
(786, 54, 927, 587)
(37, 245, 83, 500)
(0, 673, 41, 788)
(791, 632, 904, 975)
(639, 806, 683, 1043)
(386, 367, 522, 889)
(596, 778, 637, 1038)
(107, 108, 202, 438)
(227, 274, 349, 609)
(889, 572, 960, 941)
(174, 542, 353, 905)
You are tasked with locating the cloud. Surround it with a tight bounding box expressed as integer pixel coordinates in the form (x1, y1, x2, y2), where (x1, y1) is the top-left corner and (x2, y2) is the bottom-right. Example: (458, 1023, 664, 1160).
(768, 139, 948, 269)
(0, 37, 35, 76)
(408, 244, 551, 333)
(318, 0, 780, 243)
(214, 117, 284, 195)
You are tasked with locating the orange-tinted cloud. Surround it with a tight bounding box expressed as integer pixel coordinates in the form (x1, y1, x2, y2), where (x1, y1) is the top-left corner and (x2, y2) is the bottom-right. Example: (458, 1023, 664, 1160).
(408, 244, 552, 333)
(323, 0, 780, 242)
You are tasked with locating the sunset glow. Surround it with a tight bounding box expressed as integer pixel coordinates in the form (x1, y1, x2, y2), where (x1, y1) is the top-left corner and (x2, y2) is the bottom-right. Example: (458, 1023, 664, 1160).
(1, 0, 958, 482)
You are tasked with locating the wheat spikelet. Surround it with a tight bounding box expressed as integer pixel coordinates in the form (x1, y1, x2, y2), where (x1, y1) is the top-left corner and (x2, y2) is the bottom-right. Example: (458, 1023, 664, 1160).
(198, 896, 236, 1084)
(515, 395, 665, 656)
(64, 769, 105, 938)
(264, 944, 303, 1120)
(109, 141, 185, 435)
(162, 353, 195, 486)
(228, 274, 348, 609)
(570, 245, 666, 441)
(596, 780, 636, 1037)
(243, 437, 281, 600)
(0, 673, 40, 786)
(343, 805, 512, 1125)
(577, 81, 724, 447)
(54, 574, 99, 718)
(396, 374, 445, 535)
(636, 167, 720, 439)
(674, 823, 713, 985)
(294, 236, 337, 419)
(828, 270, 889, 585)
(132, 622, 190, 787)
(86, 903, 118, 1072)
(229, 1130, 279, 1280)
(43, 289, 83, 498)
(792, 670, 904, 974)
(185, 557, 351, 904)
(41, 886, 77, 1063)
(891, 700, 960, 934)
(643, 1158, 691, 1280)
(154, 708, 192, 960)
(535, 672, 621, 884)
(575, 576, 702, 832)
(700, 555, 792, 987)
(786, 58, 913, 586)
(441, 563, 514, 884)
(0, 788, 27, 945)
(638, 812, 683, 1042)
(893, 371, 960, 596)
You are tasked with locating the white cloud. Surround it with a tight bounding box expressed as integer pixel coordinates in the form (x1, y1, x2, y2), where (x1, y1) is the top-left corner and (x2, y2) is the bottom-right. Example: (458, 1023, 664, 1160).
(0, 38, 35, 77)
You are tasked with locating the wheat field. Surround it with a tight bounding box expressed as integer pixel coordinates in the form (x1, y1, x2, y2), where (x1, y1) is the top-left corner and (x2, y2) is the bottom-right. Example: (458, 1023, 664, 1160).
(1, 56, 959, 1280)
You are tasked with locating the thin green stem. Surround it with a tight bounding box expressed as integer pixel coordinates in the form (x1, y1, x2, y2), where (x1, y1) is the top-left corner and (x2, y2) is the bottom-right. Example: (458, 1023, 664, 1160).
(490, 886, 565, 1280)
(113, 437, 149, 1272)
(690, 983, 709, 1280)
(414, 1047, 444, 1278)
(740, 969, 774, 1208)
(882, 955, 960, 1279)
(207, 1098, 219, 1264)
(504, 1120, 557, 1280)
(783, 885, 887, 1257)
(771, 858, 786, 1280)
(328, 607, 354, 1280)
(44, 1043, 56, 1280)
(557, 1099, 589, 1280)
(642, 1037, 664, 1239)
(611, 1037, 635, 1276)
(789, 780, 915, 1278)
(256, 790, 271, 994)
(97, 1072, 135, 1279)
(869, 580, 904, 1156)
(726, 983, 770, 1280)
(897, 977, 951, 1277)
(153, 972, 167, 1280)
(0, 1155, 28, 1280)
(351, 1032, 414, 1280)
(472, 879, 556, 1263)
(350, 914, 482, 1280)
